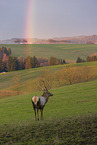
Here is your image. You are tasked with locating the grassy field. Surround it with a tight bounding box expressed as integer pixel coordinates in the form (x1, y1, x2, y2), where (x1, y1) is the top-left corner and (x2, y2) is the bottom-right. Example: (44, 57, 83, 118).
(1, 115, 97, 144)
(1, 79, 97, 125)
(0, 44, 97, 62)
(0, 45, 97, 144)
(0, 64, 64, 98)
(1, 61, 97, 98)
(0, 79, 97, 144)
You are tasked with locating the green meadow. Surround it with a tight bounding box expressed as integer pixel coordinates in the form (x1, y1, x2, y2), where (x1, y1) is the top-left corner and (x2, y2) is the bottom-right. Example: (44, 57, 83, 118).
(0, 78, 97, 144)
(1, 79, 97, 125)
(1, 61, 97, 96)
(1, 44, 97, 144)
(0, 44, 97, 62)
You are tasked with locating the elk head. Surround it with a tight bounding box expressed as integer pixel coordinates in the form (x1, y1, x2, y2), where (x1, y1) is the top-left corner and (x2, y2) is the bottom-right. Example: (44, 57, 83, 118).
(37, 80, 53, 97)
(41, 80, 53, 97)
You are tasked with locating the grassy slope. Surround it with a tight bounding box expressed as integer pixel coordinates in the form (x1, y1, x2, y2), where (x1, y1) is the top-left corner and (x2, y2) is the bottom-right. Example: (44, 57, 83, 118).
(1, 61, 97, 97)
(0, 115, 97, 145)
(1, 61, 97, 144)
(0, 67, 44, 90)
(0, 79, 97, 144)
(0, 65, 63, 92)
(1, 79, 97, 125)
(0, 44, 97, 62)
(0, 43, 97, 144)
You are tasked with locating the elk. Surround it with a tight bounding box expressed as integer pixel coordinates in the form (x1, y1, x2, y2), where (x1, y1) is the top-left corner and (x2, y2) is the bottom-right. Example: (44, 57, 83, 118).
(31, 81, 53, 120)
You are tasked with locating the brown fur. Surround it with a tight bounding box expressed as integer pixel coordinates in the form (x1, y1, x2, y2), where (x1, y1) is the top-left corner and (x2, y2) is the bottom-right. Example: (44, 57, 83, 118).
(31, 89, 53, 121)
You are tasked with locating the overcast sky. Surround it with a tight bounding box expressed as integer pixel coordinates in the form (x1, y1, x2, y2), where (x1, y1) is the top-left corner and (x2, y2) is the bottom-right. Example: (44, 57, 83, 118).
(0, 0, 97, 40)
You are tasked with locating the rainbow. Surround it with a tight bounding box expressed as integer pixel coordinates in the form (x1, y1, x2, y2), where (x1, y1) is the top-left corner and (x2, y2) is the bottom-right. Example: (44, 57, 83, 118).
(25, 0, 35, 44)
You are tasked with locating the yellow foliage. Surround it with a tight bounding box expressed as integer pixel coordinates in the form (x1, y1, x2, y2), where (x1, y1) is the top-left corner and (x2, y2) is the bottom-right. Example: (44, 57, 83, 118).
(40, 65, 97, 88)
(2, 64, 97, 97)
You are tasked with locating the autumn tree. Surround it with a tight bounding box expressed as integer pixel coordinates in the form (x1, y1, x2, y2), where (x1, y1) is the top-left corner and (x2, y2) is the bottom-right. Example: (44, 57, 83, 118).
(0, 59, 2, 72)
(7, 48, 11, 56)
(86, 55, 97, 62)
(25, 56, 39, 69)
(49, 56, 66, 65)
(49, 57, 59, 65)
(25, 56, 33, 69)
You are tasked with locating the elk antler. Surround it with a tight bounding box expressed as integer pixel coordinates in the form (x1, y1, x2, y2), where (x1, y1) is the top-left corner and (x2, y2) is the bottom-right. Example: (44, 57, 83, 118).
(36, 83, 44, 91)
(41, 80, 48, 91)
(46, 81, 51, 90)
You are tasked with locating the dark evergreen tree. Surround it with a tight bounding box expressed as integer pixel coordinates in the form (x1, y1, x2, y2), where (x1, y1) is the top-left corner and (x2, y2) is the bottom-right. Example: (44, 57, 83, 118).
(17, 57, 25, 70)
(76, 57, 85, 63)
(7, 56, 18, 71)
(32, 56, 39, 68)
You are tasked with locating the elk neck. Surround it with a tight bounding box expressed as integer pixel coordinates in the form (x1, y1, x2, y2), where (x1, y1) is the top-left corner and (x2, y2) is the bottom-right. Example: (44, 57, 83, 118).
(42, 92, 50, 101)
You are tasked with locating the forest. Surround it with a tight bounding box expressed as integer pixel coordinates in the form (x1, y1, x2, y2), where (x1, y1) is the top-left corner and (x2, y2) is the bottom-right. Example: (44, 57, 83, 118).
(0, 47, 66, 72)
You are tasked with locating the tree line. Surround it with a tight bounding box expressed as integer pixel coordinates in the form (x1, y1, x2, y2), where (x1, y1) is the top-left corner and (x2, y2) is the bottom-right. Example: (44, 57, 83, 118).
(76, 55, 97, 63)
(1, 46, 96, 73)
(0, 47, 66, 72)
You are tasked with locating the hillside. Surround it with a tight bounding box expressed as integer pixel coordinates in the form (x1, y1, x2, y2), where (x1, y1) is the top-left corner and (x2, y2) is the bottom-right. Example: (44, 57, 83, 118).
(1, 61, 97, 144)
(1, 78, 97, 124)
(0, 44, 97, 63)
(1, 61, 97, 98)
(0, 79, 97, 144)
(54, 35, 97, 44)
(35, 35, 97, 44)
(0, 35, 97, 44)
(0, 65, 64, 97)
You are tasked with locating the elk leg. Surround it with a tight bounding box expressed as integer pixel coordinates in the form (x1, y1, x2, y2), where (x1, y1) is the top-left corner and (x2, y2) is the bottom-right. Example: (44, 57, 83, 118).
(40, 108, 43, 120)
(33, 108, 36, 120)
(37, 108, 39, 121)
